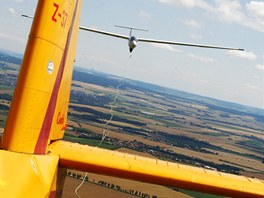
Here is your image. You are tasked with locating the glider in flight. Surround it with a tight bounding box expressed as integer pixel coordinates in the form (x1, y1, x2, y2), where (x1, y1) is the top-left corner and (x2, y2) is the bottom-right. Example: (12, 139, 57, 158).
(22, 14, 244, 53)
(79, 25, 244, 53)
(1, 1, 263, 197)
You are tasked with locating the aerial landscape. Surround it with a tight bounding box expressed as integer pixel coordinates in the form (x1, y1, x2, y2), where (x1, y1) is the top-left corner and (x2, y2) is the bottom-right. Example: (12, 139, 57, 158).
(1, 1, 264, 197)
(1, 51, 263, 197)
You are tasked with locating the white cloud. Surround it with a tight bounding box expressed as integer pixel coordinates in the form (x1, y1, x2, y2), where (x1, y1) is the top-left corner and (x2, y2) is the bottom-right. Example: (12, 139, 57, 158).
(247, 1, 264, 23)
(157, 0, 264, 33)
(150, 43, 181, 53)
(227, 50, 256, 60)
(187, 53, 215, 64)
(182, 19, 202, 29)
(256, 64, 264, 71)
(158, 0, 213, 11)
(8, 8, 17, 17)
(242, 1, 264, 32)
(215, 0, 244, 23)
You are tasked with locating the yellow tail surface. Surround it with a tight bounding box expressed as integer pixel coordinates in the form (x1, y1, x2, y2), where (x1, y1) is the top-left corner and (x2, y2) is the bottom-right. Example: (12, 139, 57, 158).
(1, 0, 82, 154)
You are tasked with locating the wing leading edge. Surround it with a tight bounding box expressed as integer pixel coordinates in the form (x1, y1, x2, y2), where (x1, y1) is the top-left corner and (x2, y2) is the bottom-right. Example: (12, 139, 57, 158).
(79, 26, 244, 51)
(49, 140, 264, 198)
(137, 38, 244, 51)
(19, 22, 243, 51)
(79, 26, 129, 40)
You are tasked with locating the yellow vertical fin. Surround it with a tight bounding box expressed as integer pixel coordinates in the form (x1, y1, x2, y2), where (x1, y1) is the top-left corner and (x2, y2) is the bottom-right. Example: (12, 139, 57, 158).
(1, 0, 82, 154)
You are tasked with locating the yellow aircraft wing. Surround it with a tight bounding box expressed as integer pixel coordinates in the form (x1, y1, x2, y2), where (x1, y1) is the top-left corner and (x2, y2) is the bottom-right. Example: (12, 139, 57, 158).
(49, 140, 264, 198)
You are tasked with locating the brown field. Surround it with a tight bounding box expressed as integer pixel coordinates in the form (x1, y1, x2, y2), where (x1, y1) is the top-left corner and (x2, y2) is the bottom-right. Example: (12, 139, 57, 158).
(63, 176, 136, 198)
(1, 64, 264, 197)
(79, 122, 171, 147)
(64, 171, 192, 198)
(69, 112, 264, 173)
(72, 81, 117, 94)
(167, 144, 263, 173)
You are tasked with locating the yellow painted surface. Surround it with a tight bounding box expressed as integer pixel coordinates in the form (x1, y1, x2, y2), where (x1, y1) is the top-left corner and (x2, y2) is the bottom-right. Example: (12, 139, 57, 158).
(0, 150, 59, 197)
(49, 140, 264, 198)
(1, 0, 82, 153)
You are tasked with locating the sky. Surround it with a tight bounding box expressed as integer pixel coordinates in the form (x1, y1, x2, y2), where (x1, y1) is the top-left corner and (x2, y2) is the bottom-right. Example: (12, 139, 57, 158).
(0, 0, 264, 109)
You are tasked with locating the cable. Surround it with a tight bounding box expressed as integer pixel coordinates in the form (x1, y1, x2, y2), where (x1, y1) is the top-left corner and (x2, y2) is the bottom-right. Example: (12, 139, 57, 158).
(98, 78, 123, 146)
(74, 79, 123, 197)
(74, 172, 88, 198)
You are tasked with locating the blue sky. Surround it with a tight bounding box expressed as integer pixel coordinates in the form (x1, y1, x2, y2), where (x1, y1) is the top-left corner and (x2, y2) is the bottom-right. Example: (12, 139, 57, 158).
(0, 0, 264, 109)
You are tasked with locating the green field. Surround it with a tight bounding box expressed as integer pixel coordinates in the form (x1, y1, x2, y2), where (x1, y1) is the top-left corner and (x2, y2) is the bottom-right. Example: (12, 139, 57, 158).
(1, 54, 264, 197)
(63, 134, 119, 150)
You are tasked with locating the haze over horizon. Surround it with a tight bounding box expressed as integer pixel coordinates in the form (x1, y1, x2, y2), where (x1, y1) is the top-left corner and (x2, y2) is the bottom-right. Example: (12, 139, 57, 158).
(0, 0, 263, 109)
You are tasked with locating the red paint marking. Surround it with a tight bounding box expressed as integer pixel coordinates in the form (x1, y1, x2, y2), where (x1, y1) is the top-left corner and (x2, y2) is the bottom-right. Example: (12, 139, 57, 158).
(61, 123, 69, 131)
(49, 191, 56, 198)
(56, 112, 65, 125)
(58, 13, 61, 17)
(34, 0, 79, 154)
(52, 3, 59, 22)
(61, 10, 68, 28)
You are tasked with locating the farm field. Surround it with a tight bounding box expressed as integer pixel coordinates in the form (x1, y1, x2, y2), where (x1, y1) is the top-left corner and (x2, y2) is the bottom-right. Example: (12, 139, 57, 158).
(63, 170, 193, 198)
(0, 52, 264, 197)
(66, 68, 264, 176)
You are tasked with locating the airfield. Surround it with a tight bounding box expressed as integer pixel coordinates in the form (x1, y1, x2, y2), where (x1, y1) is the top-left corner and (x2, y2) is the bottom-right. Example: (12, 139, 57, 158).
(1, 51, 264, 197)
